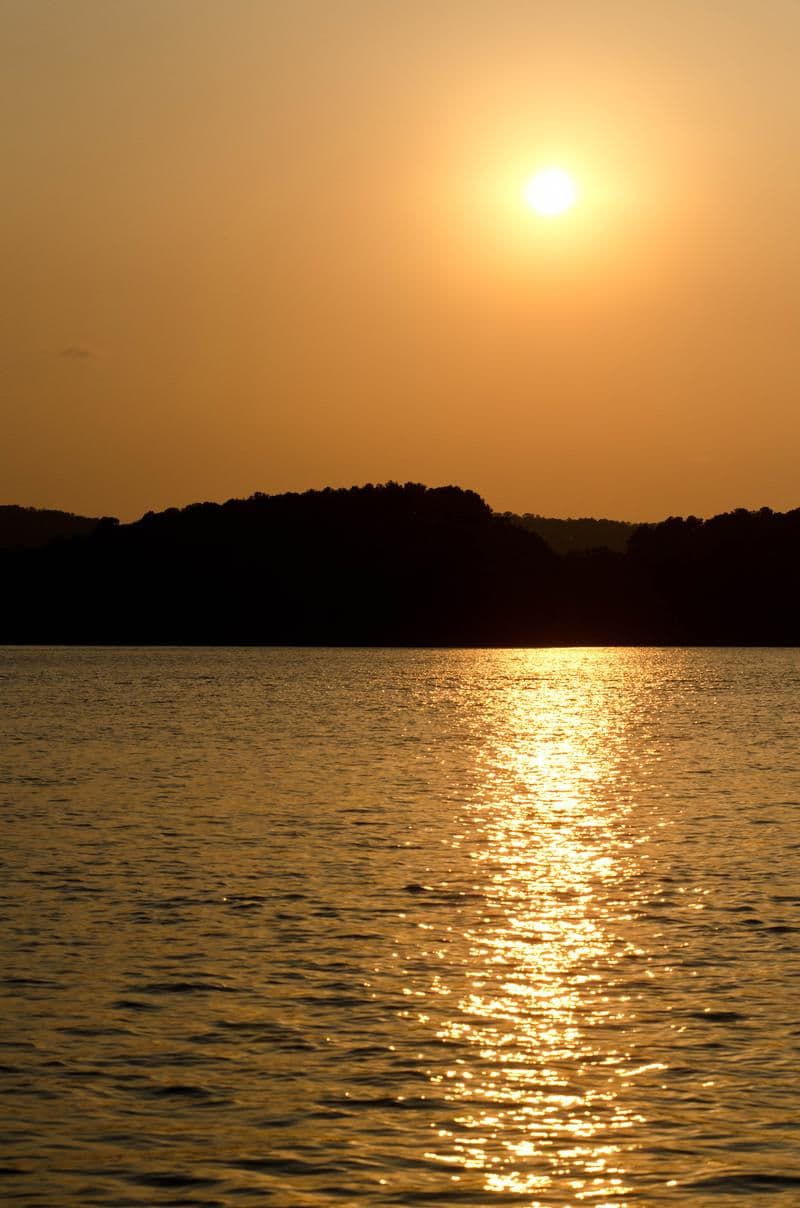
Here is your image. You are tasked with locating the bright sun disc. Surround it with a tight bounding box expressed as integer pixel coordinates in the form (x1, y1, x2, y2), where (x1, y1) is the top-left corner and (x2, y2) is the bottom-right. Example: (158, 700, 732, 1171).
(523, 168, 577, 216)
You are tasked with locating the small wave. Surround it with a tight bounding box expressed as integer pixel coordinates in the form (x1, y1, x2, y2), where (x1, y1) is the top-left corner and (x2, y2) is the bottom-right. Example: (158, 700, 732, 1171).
(132, 980, 237, 995)
(684, 1171, 800, 1192)
(142, 1083, 217, 1100)
(126, 1170, 222, 1188)
(58, 1024, 133, 1037)
(2, 976, 59, 988)
(689, 1010, 748, 1023)
(334, 931, 384, 940)
(113, 998, 162, 1012)
(231, 1155, 345, 1176)
(212, 1019, 317, 1051)
(402, 882, 484, 903)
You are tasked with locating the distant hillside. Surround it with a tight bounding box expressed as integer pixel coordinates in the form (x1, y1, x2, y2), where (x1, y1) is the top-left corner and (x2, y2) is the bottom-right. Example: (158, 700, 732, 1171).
(0, 505, 110, 550)
(2, 488, 799, 645)
(503, 512, 639, 554)
(0, 483, 559, 645)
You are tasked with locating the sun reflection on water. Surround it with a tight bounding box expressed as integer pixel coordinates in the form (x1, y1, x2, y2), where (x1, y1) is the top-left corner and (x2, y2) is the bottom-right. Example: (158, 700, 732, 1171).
(420, 652, 660, 1202)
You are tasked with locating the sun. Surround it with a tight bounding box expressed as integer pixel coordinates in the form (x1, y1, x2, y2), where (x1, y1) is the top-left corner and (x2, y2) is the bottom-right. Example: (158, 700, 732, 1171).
(523, 167, 578, 217)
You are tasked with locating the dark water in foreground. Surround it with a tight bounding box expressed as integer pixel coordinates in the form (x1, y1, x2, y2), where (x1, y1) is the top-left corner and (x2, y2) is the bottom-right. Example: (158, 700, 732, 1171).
(2, 646, 800, 1207)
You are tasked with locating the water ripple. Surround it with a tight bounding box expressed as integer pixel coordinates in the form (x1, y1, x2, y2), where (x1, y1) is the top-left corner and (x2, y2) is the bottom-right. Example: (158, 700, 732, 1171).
(2, 645, 800, 1205)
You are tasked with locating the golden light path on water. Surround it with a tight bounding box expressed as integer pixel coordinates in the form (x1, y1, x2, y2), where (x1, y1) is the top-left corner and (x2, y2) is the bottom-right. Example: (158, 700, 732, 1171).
(403, 652, 673, 1204)
(7, 647, 800, 1205)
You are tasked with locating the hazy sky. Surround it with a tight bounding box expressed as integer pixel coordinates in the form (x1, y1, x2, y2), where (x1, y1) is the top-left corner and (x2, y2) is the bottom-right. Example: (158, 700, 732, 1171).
(4, 0, 800, 520)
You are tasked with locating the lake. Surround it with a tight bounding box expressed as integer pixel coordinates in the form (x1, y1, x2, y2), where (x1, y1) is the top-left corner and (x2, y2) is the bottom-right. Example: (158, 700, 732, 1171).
(2, 646, 800, 1206)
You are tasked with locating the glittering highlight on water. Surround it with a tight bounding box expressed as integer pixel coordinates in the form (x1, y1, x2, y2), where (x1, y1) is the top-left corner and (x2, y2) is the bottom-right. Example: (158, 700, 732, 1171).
(2, 646, 800, 1205)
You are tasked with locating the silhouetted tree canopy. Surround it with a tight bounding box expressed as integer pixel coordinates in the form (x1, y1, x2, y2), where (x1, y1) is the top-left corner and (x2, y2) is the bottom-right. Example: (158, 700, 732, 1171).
(0, 505, 109, 550)
(504, 512, 639, 555)
(2, 486, 798, 645)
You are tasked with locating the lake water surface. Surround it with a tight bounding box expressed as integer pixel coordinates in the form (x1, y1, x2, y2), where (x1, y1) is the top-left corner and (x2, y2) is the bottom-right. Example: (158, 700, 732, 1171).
(2, 646, 800, 1206)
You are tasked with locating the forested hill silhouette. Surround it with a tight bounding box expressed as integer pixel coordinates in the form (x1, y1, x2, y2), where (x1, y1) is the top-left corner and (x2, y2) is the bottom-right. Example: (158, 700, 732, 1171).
(504, 512, 638, 554)
(0, 505, 109, 550)
(2, 484, 558, 645)
(2, 485, 799, 644)
(624, 507, 800, 644)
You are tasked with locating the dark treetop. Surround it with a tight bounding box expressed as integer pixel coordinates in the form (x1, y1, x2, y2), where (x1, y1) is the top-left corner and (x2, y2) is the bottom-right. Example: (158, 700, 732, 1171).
(0, 505, 106, 551)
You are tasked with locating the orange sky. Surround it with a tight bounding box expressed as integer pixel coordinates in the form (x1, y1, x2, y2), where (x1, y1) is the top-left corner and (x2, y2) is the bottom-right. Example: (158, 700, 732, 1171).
(3, 0, 800, 521)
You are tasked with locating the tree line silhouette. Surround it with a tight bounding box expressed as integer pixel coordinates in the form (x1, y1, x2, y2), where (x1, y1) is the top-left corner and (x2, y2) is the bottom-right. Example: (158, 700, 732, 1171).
(2, 484, 798, 644)
(504, 512, 636, 555)
(0, 505, 104, 550)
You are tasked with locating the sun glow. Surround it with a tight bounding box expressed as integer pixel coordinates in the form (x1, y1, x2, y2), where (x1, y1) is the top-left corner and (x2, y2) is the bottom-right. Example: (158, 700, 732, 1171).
(523, 167, 578, 216)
